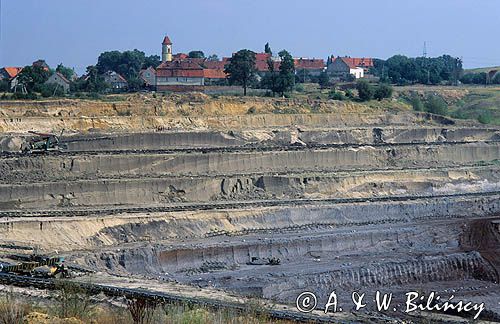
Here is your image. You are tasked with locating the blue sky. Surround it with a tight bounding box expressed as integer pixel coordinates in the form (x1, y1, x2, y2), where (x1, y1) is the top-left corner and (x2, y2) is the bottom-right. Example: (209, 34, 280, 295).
(1, 0, 499, 73)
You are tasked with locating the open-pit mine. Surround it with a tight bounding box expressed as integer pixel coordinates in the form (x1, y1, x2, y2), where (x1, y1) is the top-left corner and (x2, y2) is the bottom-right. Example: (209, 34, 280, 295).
(0, 95, 499, 323)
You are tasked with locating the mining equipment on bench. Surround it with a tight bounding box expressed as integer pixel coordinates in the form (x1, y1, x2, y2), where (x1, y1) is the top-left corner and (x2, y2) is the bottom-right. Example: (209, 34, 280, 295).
(20, 130, 67, 153)
(0, 255, 70, 278)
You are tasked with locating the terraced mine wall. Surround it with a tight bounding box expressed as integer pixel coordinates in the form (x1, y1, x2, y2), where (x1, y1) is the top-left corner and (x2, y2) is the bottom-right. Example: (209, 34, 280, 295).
(264, 252, 497, 303)
(0, 143, 498, 182)
(1, 194, 498, 251)
(1, 166, 499, 208)
(1, 105, 499, 320)
(0, 110, 458, 134)
(1, 125, 499, 152)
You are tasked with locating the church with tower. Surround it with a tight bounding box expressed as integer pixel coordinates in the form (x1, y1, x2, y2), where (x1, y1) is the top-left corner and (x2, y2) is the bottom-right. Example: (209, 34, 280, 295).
(161, 36, 173, 63)
(155, 35, 226, 91)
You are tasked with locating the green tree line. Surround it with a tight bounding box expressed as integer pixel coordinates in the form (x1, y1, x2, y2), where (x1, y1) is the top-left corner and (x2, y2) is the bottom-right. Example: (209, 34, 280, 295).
(371, 55, 463, 85)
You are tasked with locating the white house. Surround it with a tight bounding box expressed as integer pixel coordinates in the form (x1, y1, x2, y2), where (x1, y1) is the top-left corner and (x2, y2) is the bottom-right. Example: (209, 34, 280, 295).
(350, 67, 364, 79)
(327, 56, 373, 79)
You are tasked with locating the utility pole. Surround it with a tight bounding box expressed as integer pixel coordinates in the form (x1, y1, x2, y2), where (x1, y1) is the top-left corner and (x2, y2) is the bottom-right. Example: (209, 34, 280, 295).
(421, 41, 430, 84)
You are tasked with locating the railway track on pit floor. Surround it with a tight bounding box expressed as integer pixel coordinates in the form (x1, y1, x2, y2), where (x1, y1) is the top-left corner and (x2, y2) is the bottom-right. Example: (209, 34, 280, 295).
(0, 272, 339, 323)
(1, 190, 499, 218)
(1, 139, 500, 158)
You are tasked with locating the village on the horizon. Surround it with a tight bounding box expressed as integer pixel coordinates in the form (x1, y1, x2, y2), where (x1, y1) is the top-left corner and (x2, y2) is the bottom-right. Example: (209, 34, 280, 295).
(1, 34, 498, 96)
(0, 35, 383, 93)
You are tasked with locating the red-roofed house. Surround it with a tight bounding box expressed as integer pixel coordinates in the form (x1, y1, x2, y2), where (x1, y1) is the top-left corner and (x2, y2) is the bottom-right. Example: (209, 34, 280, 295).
(294, 58, 325, 76)
(156, 59, 205, 91)
(203, 60, 226, 70)
(0, 67, 23, 80)
(253, 53, 281, 75)
(203, 68, 227, 82)
(202, 60, 228, 84)
(0, 67, 23, 91)
(327, 56, 373, 79)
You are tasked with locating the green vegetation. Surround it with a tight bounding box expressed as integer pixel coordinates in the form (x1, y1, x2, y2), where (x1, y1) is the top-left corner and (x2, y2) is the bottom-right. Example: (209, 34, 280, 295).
(16, 65, 50, 92)
(425, 94, 448, 115)
(94, 49, 160, 92)
(188, 51, 205, 59)
(72, 65, 109, 93)
(460, 71, 500, 85)
(56, 63, 76, 80)
(345, 89, 355, 99)
(224, 49, 258, 96)
(0, 292, 29, 324)
(397, 86, 500, 125)
(259, 44, 294, 96)
(328, 89, 346, 101)
(374, 83, 393, 101)
(96, 49, 160, 79)
(0, 290, 294, 324)
(264, 42, 272, 55)
(39, 83, 66, 97)
(0, 80, 10, 92)
(371, 55, 462, 85)
(318, 71, 330, 89)
(207, 54, 219, 61)
(356, 80, 374, 101)
(460, 72, 488, 85)
(276, 50, 295, 96)
(409, 93, 424, 111)
(448, 87, 500, 125)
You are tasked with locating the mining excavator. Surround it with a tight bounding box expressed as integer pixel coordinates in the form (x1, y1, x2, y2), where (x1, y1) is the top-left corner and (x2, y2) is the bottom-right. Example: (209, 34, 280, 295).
(0, 256, 70, 278)
(20, 130, 67, 153)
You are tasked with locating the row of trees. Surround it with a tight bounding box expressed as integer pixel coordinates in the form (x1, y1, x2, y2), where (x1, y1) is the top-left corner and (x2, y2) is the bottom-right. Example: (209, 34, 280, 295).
(460, 72, 500, 85)
(371, 55, 463, 85)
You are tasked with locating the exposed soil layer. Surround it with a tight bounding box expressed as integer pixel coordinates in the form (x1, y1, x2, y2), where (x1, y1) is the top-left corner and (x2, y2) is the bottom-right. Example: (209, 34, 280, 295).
(1, 104, 499, 321)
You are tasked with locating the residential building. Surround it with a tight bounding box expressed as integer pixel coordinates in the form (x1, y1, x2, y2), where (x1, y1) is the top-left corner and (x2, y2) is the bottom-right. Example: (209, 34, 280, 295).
(1, 67, 24, 91)
(202, 60, 228, 84)
(254, 53, 281, 78)
(327, 56, 373, 79)
(103, 71, 128, 90)
(0, 67, 22, 81)
(139, 67, 157, 89)
(156, 59, 205, 91)
(45, 72, 71, 92)
(294, 58, 325, 76)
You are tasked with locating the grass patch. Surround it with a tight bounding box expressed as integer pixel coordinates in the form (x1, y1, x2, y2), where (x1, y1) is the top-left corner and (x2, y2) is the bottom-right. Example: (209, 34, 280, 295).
(449, 87, 500, 125)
